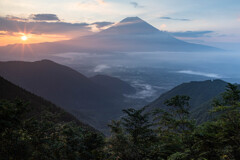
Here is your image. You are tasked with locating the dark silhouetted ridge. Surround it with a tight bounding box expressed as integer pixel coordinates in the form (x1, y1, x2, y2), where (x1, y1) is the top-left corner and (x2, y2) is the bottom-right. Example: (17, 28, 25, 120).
(0, 60, 133, 133)
(0, 76, 98, 133)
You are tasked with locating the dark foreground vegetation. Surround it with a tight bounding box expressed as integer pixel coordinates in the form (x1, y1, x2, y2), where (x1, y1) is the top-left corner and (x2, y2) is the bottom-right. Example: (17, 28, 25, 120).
(1, 77, 240, 160)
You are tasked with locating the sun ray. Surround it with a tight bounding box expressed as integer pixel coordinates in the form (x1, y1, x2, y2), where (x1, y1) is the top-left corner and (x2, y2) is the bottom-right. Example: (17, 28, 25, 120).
(21, 43, 25, 54)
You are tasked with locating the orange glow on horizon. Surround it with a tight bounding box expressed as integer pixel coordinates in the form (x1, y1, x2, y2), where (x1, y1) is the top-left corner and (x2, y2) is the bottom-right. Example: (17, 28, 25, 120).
(0, 32, 70, 46)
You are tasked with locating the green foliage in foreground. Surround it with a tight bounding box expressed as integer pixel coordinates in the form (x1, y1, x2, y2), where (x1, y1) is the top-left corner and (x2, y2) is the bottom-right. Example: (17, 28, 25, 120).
(107, 83, 240, 160)
(1, 83, 240, 160)
(0, 100, 105, 160)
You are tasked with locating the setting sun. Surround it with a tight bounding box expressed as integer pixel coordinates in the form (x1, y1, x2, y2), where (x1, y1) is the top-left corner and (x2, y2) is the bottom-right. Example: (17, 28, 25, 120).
(21, 35, 28, 41)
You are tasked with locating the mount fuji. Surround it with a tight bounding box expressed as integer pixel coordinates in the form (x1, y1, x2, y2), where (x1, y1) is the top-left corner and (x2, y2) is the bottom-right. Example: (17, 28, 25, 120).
(0, 17, 221, 58)
(68, 17, 220, 52)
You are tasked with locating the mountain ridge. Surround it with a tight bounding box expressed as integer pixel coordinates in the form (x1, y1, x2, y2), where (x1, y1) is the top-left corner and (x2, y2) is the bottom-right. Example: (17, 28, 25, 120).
(0, 75, 99, 133)
(98, 16, 160, 35)
(0, 60, 134, 133)
(147, 79, 229, 123)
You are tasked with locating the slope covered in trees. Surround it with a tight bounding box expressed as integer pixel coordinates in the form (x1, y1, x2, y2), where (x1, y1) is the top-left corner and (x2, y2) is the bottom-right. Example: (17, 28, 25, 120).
(0, 76, 106, 159)
(1, 75, 240, 159)
(107, 83, 240, 159)
(148, 79, 229, 123)
(0, 76, 95, 131)
(0, 60, 134, 133)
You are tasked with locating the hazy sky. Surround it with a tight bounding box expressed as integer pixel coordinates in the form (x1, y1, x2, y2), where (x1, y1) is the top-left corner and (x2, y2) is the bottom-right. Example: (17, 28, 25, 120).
(1, 0, 240, 47)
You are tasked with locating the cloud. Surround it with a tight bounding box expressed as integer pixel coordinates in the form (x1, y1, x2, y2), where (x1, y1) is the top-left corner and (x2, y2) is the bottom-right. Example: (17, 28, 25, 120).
(78, 0, 106, 7)
(96, 0, 105, 5)
(130, 2, 144, 8)
(91, 22, 114, 28)
(170, 31, 214, 37)
(30, 14, 60, 21)
(89, 21, 114, 32)
(93, 64, 110, 72)
(159, 16, 191, 21)
(176, 70, 221, 78)
(0, 15, 117, 38)
(160, 24, 167, 30)
(0, 31, 10, 36)
(5, 15, 28, 21)
(124, 81, 156, 99)
(0, 16, 91, 36)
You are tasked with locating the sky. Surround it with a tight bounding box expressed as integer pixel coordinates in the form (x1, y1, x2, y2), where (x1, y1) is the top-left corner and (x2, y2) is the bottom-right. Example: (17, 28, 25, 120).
(1, 0, 240, 48)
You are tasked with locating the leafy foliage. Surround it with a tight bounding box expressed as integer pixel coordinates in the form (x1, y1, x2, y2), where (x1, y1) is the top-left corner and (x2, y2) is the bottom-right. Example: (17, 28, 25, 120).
(108, 84, 240, 160)
(107, 107, 157, 160)
(0, 99, 106, 160)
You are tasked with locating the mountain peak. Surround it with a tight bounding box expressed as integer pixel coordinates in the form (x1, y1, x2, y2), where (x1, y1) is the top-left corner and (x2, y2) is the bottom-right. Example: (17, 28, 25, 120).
(120, 16, 144, 23)
(98, 16, 160, 35)
(38, 59, 54, 63)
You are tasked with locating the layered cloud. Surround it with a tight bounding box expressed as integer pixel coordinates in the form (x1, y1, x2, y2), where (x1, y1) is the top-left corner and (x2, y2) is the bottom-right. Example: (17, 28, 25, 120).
(94, 64, 110, 72)
(30, 14, 60, 21)
(170, 31, 214, 38)
(5, 15, 28, 21)
(0, 16, 89, 36)
(159, 16, 191, 21)
(0, 15, 114, 37)
(177, 70, 221, 78)
(91, 22, 114, 28)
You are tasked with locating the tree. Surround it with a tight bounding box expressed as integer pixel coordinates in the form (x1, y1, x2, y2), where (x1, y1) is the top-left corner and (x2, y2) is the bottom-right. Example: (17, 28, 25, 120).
(107, 107, 158, 160)
(191, 83, 240, 160)
(153, 95, 196, 159)
(0, 99, 32, 160)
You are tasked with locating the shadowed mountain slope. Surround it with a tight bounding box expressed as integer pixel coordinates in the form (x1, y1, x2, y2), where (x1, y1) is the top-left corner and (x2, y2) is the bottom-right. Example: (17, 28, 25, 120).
(0, 60, 133, 133)
(0, 76, 98, 133)
(148, 79, 229, 123)
(90, 75, 136, 95)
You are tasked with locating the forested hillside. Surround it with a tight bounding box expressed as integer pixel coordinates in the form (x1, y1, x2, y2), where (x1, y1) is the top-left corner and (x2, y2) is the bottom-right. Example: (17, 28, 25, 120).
(0, 76, 105, 159)
(148, 79, 230, 123)
(1, 75, 240, 159)
(106, 83, 240, 159)
(0, 60, 134, 133)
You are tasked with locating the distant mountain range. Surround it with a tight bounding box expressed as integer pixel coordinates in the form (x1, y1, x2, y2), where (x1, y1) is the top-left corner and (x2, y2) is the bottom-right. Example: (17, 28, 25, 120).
(147, 79, 230, 123)
(0, 60, 135, 133)
(0, 17, 221, 59)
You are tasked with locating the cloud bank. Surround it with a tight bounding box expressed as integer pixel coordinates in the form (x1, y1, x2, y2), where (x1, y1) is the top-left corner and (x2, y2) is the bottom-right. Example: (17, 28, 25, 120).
(170, 31, 214, 37)
(0, 15, 113, 37)
(91, 22, 114, 28)
(159, 16, 191, 21)
(124, 80, 156, 99)
(94, 64, 110, 72)
(30, 14, 60, 21)
(177, 70, 221, 78)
